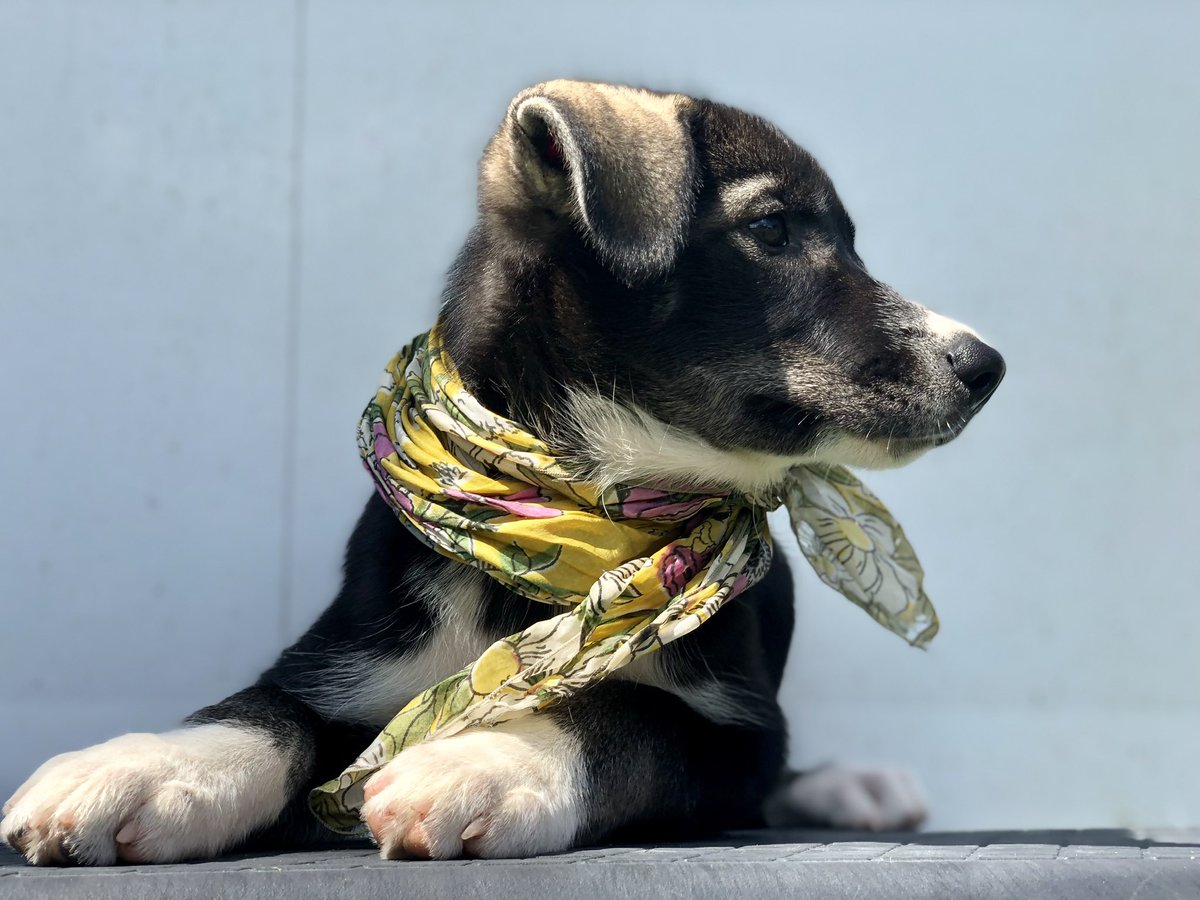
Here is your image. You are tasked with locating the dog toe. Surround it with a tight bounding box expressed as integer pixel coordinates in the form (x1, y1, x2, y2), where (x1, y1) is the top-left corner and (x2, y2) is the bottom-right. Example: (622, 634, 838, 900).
(359, 719, 581, 860)
(767, 765, 929, 832)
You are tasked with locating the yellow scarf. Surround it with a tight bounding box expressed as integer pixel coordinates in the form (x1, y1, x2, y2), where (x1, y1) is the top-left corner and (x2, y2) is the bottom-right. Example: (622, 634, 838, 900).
(308, 325, 938, 833)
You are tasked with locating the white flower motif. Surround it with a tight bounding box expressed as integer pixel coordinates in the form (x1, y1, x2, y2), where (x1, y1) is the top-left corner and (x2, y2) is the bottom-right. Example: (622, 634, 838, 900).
(787, 469, 919, 616)
(452, 390, 521, 438)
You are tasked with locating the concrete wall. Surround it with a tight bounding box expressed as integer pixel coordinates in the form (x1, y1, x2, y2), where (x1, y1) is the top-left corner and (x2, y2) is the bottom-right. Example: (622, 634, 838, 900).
(2, 0, 1197, 829)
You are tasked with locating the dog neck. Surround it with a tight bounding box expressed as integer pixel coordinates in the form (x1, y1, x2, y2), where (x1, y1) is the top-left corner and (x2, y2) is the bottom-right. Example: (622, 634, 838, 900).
(436, 227, 613, 445)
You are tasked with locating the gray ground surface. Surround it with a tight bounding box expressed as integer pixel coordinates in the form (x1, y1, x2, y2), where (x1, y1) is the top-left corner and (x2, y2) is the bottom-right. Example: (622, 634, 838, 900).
(3, 829, 1199, 899)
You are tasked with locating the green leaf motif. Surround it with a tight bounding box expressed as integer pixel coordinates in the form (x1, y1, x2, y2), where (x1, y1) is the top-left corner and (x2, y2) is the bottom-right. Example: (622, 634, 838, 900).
(498, 542, 561, 576)
(458, 504, 507, 525)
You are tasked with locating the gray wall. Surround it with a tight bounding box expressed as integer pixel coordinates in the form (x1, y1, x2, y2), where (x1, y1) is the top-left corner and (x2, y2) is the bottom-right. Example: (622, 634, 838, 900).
(2, 0, 1197, 830)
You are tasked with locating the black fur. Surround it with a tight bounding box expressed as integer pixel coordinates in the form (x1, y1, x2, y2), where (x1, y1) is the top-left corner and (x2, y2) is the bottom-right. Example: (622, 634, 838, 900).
(173, 81, 1002, 853)
(6, 80, 1004, 864)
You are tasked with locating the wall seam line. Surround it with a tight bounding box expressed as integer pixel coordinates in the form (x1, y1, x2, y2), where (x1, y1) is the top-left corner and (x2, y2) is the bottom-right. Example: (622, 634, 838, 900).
(279, 0, 308, 644)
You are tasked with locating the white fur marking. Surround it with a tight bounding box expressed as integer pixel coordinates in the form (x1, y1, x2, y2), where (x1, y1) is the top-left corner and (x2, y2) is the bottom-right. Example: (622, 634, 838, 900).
(293, 562, 490, 727)
(656, 679, 774, 728)
(813, 431, 930, 471)
(715, 174, 779, 219)
(361, 714, 582, 859)
(765, 766, 928, 831)
(922, 308, 977, 341)
(562, 389, 926, 491)
(1, 725, 289, 865)
(614, 653, 773, 727)
(563, 390, 798, 493)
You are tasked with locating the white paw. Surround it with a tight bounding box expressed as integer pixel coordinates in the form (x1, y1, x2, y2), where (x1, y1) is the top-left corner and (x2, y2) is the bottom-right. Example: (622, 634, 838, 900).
(360, 714, 582, 859)
(767, 766, 928, 831)
(1, 725, 289, 865)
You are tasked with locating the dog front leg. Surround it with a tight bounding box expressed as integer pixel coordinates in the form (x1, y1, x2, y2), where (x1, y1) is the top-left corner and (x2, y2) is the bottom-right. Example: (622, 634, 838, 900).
(360, 679, 784, 858)
(1, 683, 328, 865)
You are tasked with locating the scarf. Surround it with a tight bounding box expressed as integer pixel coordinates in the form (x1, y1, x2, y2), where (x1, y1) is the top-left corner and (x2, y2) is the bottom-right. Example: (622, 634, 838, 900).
(308, 325, 938, 833)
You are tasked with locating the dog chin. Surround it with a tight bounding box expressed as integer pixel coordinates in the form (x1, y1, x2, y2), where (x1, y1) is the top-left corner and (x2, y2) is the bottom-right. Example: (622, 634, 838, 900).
(560, 390, 945, 493)
(801, 432, 936, 471)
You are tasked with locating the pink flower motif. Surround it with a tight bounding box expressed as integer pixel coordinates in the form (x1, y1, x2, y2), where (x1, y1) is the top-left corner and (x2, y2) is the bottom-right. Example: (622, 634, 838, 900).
(659, 545, 711, 597)
(389, 482, 415, 514)
(443, 486, 562, 519)
(619, 487, 715, 522)
(372, 422, 396, 461)
(367, 459, 414, 514)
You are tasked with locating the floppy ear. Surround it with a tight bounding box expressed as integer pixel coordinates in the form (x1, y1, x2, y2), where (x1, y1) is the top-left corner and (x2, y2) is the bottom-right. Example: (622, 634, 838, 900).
(483, 80, 697, 286)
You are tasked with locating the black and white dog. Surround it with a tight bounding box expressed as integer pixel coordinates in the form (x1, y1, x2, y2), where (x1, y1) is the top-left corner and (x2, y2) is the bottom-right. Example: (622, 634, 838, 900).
(2, 80, 1003, 865)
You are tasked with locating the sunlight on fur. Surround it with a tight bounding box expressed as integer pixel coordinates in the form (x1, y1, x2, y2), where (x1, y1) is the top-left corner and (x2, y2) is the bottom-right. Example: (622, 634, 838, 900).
(560, 389, 925, 493)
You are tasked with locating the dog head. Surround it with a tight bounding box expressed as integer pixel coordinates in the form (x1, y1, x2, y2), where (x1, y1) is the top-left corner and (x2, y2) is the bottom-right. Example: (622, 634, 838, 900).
(445, 80, 1004, 492)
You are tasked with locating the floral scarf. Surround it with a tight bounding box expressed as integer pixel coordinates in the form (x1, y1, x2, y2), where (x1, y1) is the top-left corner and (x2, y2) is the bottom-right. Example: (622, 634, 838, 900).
(308, 325, 938, 833)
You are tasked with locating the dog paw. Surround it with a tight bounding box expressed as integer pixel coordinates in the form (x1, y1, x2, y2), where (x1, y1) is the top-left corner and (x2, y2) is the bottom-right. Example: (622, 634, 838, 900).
(765, 766, 928, 831)
(360, 715, 582, 859)
(1, 725, 290, 865)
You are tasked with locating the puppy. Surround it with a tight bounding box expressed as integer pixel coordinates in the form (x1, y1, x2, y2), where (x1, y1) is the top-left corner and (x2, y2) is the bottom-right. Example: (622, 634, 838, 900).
(2, 80, 1003, 865)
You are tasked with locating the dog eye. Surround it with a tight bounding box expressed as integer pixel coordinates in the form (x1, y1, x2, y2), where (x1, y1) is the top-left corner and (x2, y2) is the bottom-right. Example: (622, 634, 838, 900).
(747, 214, 788, 248)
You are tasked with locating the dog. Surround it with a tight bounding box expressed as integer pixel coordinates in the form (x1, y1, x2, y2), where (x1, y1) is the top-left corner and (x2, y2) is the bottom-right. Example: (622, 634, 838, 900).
(2, 79, 1003, 865)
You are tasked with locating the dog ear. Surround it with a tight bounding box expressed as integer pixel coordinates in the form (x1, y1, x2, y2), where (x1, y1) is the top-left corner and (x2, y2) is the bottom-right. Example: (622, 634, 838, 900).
(483, 81, 697, 286)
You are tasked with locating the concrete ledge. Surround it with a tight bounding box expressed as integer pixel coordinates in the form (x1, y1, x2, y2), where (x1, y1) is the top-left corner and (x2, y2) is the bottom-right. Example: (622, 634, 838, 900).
(3, 829, 1198, 899)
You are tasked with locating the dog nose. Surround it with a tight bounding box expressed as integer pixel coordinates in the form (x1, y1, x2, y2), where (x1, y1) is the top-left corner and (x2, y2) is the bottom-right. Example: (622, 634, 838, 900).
(947, 337, 1005, 409)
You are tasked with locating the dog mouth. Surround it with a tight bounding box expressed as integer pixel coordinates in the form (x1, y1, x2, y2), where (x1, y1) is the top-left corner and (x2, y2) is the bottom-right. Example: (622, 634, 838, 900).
(884, 425, 964, 452)
(744, 396, 969, 441)
(903, 414, 973, 446)
(852, 414, 973, 455)
(744, 392, 974, 460)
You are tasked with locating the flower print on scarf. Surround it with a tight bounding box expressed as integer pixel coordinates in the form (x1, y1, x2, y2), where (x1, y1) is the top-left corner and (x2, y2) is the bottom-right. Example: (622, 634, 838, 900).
(497, 541, 563, 578)
(659, 545, 712, 597)
(365, 459, 415, 515)
(468, 640, 522, 695)
(363, 407, 417, 471)
(430, 460, 468, 487)
(371, 420, 396, 463)
(443, 485, 563, 519)
(615, 486, 721, 522)
(787, 469, 927, 623)
(450, 389, 522, 438)
(819, 515, 915, 614)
